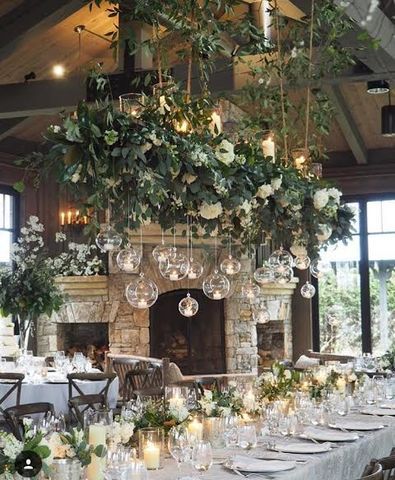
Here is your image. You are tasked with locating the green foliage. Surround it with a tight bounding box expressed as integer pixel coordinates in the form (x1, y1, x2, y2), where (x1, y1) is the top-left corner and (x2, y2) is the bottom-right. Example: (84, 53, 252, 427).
(257, 362, 301, 401)
(60, 428, 106, 466)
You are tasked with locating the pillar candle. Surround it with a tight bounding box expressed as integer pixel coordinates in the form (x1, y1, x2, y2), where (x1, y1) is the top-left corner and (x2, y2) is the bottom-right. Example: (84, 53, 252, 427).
(188, 418, 203, 440)
(143, 440, 160, 470)
(262, 135, 275, 160)
(60, 212, 65, 226)
(86, 424, 107, 480)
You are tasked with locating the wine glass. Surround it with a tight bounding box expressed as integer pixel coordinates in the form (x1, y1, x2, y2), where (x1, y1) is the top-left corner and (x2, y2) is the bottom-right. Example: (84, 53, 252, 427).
(168, 426, 189, 477)
(192, 441, 213, 476)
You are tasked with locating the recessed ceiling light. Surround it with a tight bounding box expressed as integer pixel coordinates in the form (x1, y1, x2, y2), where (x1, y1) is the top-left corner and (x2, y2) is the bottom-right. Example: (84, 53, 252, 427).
(367, 80, 390, 94)
(52, 64, 66, 78)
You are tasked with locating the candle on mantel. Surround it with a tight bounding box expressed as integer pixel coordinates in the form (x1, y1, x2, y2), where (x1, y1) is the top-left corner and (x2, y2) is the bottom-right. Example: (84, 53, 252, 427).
(213, 291, 222, 300)
(137, 300, 148, 309)
(60, 212, 65, 226)
(262, 134, 275, 160)
(188, 272, 197, 280)
(87, 424, 107, 480)
(169, 272, 179, 281)
(188, 418, 203, 441)
(143, 440, 161, 470)
(67, 210, 72, 225)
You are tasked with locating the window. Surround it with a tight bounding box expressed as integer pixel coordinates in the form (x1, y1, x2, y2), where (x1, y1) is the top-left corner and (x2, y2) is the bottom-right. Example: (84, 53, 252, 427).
(0, 186, 19, 265)
(314, 196, 395, 356)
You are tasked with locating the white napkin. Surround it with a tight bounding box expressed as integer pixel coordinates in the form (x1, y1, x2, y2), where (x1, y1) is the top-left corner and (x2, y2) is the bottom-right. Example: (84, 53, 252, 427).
(230, 455, 296, 473)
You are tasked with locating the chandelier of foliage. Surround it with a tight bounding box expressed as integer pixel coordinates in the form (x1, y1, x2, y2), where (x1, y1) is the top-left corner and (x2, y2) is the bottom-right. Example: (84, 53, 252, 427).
(21, 0, 357, 257)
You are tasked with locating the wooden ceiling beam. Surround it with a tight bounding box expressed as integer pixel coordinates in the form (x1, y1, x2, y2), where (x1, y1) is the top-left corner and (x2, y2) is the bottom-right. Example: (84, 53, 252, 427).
(326, 85, 368, 164)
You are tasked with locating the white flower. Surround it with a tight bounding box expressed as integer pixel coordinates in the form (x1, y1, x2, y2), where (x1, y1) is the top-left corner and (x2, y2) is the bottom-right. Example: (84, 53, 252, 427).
(71, 165, 82, 183)
(55, 232, 67, 243)
(348, 373, 357, 383)
(215, 139, 235, 166)
(271, 176, 282, 191)
(327, 187, 342, 204)
(2, 433, 24, 460)
(256, 184, 273, 199)
(290, 244, 307, 257)
(239, 200, 252, 214)
(182, 173, 197, 184)
(199, 201, 223, 220)
(140, 142, 152, 154)
(336, 377, 347, 393)
(50, 125, 61, 133)
(147, 133, 162, 146)
(203, 389, 213, 401)
(283, 369, 292, 380)
(313, 189, 329, 210)
(219, 406, 231, 417)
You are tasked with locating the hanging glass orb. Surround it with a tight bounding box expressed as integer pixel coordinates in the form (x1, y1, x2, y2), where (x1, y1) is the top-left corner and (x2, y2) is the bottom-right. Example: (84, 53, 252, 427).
(294, 255, 311, 270)
(301, 281, 316, 299)
(125, 273, 158, 309)
(178, 293, 199, 317)
(220, 255, 241, 276)
(241, 280, 261, 303)
(252, 304, 270, 324)
(310, 258, 332, 279)
(273, 264, 293, 284)
(116, 246, 141, 273)
(159, 250, 189, 281)
(202, 270, 230, 300)
(152, 243, 175, 263)
(96, 225, 122, 252)
(254, 262, 274, 284)
(268, 247, 293, 267)
(316, 224, 333, 242)
(187, 258, 204, 280)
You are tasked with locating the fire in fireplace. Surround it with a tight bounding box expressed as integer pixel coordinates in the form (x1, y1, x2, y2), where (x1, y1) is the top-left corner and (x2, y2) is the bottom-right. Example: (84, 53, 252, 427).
(150, 289, 226, 375)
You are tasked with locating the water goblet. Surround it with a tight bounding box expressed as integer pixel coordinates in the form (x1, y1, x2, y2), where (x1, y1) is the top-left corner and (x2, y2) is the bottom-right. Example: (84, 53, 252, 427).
(192, 441, 213, 476)
(168, 426, 190, 477)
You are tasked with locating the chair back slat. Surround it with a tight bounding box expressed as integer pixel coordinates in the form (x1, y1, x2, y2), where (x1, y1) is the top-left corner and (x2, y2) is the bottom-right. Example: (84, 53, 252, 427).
(0, 373, 25, 413)
(4, 402, 55, 440)
(123, 368, 163, 403)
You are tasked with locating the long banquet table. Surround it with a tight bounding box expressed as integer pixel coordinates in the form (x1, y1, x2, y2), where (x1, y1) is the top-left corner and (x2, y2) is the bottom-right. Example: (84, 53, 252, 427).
(152, 413, 395, 480)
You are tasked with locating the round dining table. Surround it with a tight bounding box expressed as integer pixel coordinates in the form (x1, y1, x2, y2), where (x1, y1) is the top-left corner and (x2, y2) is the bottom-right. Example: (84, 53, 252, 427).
(0, 368, 119, 415)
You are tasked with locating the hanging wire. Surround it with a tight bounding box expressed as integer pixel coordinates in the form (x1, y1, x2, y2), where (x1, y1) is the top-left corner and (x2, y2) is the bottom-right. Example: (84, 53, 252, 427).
(304, 0, 315, 154)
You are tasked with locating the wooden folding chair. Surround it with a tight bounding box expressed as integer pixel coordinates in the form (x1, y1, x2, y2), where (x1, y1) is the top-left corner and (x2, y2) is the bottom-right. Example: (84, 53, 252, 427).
(0, 373, 24, 414)
(360, 462, 384, 480)
(4, 402, 55, 440)
(123, 368, 163, 403)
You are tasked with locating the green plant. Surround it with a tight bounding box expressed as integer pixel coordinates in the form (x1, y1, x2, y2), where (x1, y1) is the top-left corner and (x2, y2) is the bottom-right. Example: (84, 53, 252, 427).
(257, 362, 301, 401)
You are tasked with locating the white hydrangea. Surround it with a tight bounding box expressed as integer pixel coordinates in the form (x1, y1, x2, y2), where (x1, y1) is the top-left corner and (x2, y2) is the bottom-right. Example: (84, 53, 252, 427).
(215, 139, 235, 166)
(327, 187, 342, 204)
(290, 244, 307, 257)
(256, 184, 273, 199)
(313, 189, 330, 210)
(199, 201, 223, 219)
(271, 176, 282, 191)
(55, 232, 67, 243)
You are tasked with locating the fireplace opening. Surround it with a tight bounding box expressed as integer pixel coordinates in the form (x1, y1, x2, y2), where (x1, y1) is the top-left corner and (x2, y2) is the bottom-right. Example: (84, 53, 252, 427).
(150, 289, 226, 375)
(57, 323, 109, 369)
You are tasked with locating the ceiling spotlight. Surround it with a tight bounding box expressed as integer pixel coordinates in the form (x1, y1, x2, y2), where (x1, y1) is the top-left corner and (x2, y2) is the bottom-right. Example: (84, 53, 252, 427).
(24, 71, 36, 83)
(382, 91, 395, 137)
(52, 64, 66, 78)
(367, 80, 390, 94)
(74, 24, 86, 34)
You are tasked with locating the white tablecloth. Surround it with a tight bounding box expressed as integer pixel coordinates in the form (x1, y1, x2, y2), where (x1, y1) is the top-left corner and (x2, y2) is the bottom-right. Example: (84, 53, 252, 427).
(151, 414, 395, 480)
(0, 375, 119, 415)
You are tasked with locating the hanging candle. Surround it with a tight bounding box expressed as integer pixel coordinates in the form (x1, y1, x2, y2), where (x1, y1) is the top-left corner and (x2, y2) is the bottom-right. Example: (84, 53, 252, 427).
(300, 281, 316, 299)
(268, 247, 293, 267)
(117, 246, 141, 272)
(159, 250, 189, 281)
(187, 258, 204, 280)
(220, 255, 241, 276)
(178, 293, 199, 317)
(152, 243, 175, 263)
(125, 273, 158, 309)
(310, 258, 332, 279)
(96, 225, 122, 252)
(254, 262, 274, 284)
(202, 270, 230, 300)
(293, 255, 311, 270)
(273, 264, 293, 284)
(241, 279, 261, 303)
(252, 305, 270, 324)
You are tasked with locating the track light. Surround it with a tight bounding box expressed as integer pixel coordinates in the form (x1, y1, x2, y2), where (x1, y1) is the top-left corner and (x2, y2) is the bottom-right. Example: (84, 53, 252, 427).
(367, 80, 390, 94)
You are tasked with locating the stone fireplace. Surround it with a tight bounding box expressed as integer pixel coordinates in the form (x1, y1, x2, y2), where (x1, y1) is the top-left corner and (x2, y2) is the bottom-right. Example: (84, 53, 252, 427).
(37, 232, 298, 374)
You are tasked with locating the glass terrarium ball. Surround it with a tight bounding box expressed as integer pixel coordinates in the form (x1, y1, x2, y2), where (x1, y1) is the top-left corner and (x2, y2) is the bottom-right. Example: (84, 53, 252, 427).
(125, 274, 158, 309)
(254, 263, 274, 284)
(178, 293, 199, 317)
(316, 224, 333, 242)
(310, 258, 332, 279)
(252, 305, 270, 324)
(300, 281, 316, 299)
(116, 246, 141, 273)
(220, 255, 241, 276)
(293, 255, 311, 270)
(95, 225, 122, 252)
(202, 270, 230, 300)
(241, 280, 261, 303)
(159, 250, 189, 281)
(273, 264, 293, 284)
(268, 247, 293, 267)
(187, 258, 204, 280)
(152, 243, 176, 263)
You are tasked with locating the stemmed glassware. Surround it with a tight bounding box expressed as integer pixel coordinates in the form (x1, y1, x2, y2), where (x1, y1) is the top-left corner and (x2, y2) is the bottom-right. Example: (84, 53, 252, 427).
(168, 426, 190, 477)
(191, 441, 213, 476)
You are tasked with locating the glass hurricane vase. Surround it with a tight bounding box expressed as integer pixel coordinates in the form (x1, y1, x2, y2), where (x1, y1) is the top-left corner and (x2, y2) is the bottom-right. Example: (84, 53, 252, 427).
(17, 314, 34, 352)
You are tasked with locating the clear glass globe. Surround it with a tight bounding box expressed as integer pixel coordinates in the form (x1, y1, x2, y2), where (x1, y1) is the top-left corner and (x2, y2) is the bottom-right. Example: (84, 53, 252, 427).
(95, 225, 122, 252)
(316, 224, 333, 242)
(187, 258, 204, 280)
(254, 262, 274, 284)
(300, 281, 316, 299)
(241, 280, 261, 303)
(220, 255, 241, 276)
(202, 270, 230, 300)
(125, 273, 158, 309)
(268, 247, 293, 267)
(293, 255, 311, 270)
(159, 250, 189, 281)
(116, 246, 141, 272)
(152, 243, 176, 263)
(178, 293, 199, 317)
(252, 305, 270, 324)
(273, 264, 293, 284)
(310, 258, 332, 279)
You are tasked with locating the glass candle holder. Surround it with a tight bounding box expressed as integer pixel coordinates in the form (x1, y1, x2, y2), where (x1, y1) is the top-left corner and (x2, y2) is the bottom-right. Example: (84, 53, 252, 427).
(119, 93, 145, 117)
(138, 427, 164, 470)
(261, 131, 276, 161)
(203, 417, 225, 448)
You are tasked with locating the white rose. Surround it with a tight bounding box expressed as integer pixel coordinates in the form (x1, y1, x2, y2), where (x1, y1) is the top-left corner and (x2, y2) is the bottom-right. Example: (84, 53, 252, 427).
(199, 201, 223, 219)
(327, 187, 342, 204)
(313, 189, 330, 210)
(290, 244, 307, 257)
(182, 173, 197, 184)
(215, 139, 235, 166)
(256, 184, 273, 199)
(271, 176, 282, 191)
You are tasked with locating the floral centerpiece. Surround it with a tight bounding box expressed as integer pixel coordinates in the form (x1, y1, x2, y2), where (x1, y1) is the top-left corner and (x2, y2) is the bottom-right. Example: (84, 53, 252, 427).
(51, 428, 106, 466)
(0, 216, 63, 350)
(257, 362, 301, 402)
(304, 366, 361, 399)
(198, 385, 244, 417)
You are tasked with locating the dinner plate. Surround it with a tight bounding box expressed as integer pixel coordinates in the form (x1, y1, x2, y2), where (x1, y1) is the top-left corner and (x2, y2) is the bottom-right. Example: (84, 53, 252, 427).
(328, 420, 384, 431)
(301, 427, 359, 442)
(273, 442, 332, 454)
(224, 455, 296, 473)
(379, 402, 395, 409)
(360, 408, 395, 416)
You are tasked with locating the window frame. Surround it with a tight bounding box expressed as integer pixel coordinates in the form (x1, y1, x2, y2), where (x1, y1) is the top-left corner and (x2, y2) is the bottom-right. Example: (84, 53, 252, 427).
(312, 192, 395, 354)
(0, 185, 20, 264)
